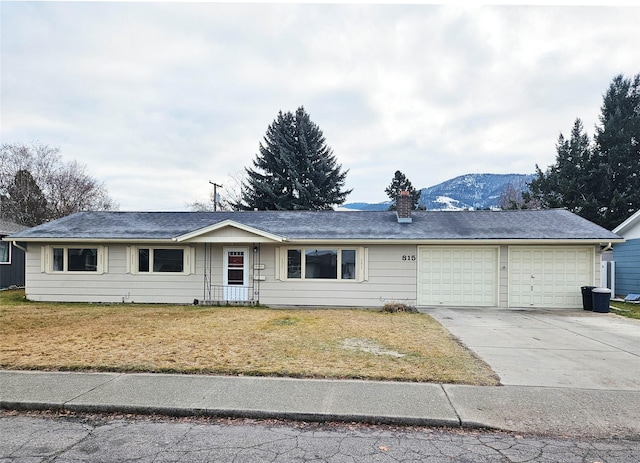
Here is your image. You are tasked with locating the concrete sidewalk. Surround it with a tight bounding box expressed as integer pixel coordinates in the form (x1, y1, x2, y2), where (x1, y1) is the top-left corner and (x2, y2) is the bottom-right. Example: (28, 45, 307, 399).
(2, 370, 639, 438)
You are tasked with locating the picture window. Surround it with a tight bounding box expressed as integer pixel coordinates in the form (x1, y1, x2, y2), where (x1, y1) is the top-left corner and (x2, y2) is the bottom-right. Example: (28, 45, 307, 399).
(286, 248, 357, 280)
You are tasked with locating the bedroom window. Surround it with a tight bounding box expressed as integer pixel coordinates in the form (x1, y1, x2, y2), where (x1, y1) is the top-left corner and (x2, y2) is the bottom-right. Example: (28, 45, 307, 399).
(47, 246, 104, 273)
(285, 248, 358, 280)
(0, 241, 10, 264)
(128, 246, 192, 275)
(137, 248, 184, 273)
(52, 247, 97, 272)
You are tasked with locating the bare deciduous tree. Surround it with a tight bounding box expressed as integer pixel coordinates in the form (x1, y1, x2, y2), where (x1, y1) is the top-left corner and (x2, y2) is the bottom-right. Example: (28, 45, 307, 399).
(46, 160, 117, 218)
(499, 182, 541, 210)
(0, 142, 118, 226)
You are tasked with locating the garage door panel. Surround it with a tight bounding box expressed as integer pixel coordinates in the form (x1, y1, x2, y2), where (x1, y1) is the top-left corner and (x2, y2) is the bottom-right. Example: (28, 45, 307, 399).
(418, 246, 498, 307)
(509, 246, 593, 309)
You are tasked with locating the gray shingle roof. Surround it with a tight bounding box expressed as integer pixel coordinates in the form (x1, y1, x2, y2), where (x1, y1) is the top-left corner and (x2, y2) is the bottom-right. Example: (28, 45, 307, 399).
(6, 209, 622, 242)
(0, 220, 28, 236)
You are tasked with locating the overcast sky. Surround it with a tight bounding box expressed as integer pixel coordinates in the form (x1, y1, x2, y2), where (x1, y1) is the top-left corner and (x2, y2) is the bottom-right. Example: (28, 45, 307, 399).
(1, 2, 639, 211)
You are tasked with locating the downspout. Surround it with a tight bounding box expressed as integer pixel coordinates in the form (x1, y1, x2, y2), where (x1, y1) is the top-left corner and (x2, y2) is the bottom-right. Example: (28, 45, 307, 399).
(12, 241, 27, 253)
(601, 242, 613, 252)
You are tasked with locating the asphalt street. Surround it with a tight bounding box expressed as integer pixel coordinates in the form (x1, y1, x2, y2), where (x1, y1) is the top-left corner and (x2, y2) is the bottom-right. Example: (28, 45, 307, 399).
(2, 411, 639, 463)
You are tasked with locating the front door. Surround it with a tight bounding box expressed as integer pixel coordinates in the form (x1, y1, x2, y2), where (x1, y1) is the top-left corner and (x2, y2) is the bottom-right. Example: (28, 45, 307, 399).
(223, 247, 249, 301)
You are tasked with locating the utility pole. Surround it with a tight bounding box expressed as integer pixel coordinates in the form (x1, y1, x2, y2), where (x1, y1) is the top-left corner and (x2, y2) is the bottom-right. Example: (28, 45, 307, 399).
(208, 181, 223, 211)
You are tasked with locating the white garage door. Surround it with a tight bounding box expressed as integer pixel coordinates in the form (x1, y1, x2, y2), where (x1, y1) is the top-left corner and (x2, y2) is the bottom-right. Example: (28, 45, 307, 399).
(418, 246, 498, 307)
(509, 247, 593, 308)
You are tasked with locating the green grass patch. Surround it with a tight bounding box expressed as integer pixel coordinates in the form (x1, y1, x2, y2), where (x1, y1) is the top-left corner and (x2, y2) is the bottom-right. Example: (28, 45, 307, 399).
(610, 300, 640, 319)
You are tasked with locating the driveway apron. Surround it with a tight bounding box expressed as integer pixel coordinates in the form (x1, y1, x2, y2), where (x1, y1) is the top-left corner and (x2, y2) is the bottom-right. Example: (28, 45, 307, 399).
(426, 307, 640, 390)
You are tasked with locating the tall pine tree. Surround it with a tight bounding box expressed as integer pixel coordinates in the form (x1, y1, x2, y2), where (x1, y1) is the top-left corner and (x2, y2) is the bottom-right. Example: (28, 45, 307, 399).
(528, 119, 592, 213)
(526, 73, 640, 230)
(0, 170, 48, 226)
(590, 74, 640, 229)
(241, 107, 351, 210)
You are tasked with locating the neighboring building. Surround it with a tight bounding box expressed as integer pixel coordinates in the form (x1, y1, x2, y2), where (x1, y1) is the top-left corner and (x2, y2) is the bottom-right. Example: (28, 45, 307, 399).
(5, 200, 623, 309)
(612, 210, 640, 298)
(0, 220, 28, 289)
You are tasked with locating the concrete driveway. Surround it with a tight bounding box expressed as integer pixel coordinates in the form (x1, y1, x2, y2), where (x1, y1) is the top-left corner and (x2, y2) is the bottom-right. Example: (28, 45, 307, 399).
(426, 307, 640, 390)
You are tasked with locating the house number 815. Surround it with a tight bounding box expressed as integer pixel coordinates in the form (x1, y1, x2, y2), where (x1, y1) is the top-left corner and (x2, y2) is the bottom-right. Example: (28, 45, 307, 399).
(402, 255, 416, 261)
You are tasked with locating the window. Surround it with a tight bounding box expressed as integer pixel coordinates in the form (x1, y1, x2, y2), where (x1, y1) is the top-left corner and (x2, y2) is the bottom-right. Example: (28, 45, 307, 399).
(285, 248, 359, 280)
(68, 248, 97, 271)
(128, 246, 192, 275)
(341, 249, 356, 280)
(226, 251, 244, 285)
(46, 246, 105, 273)
(53, 248, 64, 271)
(306, 249, 337, 279)
(138, 249, 150, 272)
(137, 248, 184, 273)
(0, 241, 10, 264)
(287, 249, 301, 278)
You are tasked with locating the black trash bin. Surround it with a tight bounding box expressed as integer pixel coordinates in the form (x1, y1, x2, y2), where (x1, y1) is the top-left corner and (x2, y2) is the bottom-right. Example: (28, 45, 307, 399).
(581, 286, 596, 311)
(592, 287, 612, 313)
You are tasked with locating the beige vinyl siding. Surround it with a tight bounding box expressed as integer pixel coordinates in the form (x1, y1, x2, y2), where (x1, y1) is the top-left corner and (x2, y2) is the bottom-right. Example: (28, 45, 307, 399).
(257, 245, 417, 307)
(203, 245, 224, 288)
(25, 244, 203, 304)
(498, 244, 509, 307)
(187, 227, 267, 242)
(23, 241, 606, 308)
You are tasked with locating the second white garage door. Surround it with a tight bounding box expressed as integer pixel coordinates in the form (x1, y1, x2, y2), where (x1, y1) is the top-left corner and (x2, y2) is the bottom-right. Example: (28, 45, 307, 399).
(418, 246, 498, 307)
(509, 247, 594, 308)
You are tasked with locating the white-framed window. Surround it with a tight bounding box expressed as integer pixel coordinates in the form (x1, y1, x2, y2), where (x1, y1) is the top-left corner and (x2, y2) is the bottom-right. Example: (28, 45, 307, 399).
(279, 247, 366, 281)
(0, 240, 10, 265)
(41, 246, 107, 274)
(127, 246, 194, 275)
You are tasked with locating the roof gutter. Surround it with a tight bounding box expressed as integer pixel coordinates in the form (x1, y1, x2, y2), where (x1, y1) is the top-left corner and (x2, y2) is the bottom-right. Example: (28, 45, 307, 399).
(6, 237, 179, 244)
(3, 237, 625, 246)
(283, 238, 626, 246)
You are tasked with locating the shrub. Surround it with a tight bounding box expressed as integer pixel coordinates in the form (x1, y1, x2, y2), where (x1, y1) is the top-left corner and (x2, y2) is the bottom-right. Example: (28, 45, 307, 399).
(381, 302, 418, 313)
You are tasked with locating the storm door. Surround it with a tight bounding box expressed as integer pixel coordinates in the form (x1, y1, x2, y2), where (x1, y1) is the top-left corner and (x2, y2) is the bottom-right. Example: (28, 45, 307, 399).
(223, 247, 249, 301)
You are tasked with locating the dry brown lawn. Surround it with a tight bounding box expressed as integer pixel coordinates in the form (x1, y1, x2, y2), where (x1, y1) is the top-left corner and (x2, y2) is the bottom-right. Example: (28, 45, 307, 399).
(0, 289, 499, 385)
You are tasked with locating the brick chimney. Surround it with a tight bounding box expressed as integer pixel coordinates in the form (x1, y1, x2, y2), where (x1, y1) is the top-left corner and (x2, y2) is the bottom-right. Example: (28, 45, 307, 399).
(396, 190, 412, 223)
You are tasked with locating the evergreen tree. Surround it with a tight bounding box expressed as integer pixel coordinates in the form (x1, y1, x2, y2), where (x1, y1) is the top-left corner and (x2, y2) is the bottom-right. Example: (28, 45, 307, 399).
(589, 74, 640, 229)
(525, 74, 640, 229)
(0, 170, 48, 226)
(527, 119, 592, 213)
(241, 107, 351, 210)
(384, 170, 422, 210)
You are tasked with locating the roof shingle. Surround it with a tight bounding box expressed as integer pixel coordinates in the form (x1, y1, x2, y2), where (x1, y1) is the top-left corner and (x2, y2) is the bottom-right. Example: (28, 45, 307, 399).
(7, 209, 622, 242)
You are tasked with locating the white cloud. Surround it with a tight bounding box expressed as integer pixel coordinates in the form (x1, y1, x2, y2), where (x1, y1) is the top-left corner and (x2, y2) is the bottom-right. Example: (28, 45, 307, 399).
(1, 3, 638, 209)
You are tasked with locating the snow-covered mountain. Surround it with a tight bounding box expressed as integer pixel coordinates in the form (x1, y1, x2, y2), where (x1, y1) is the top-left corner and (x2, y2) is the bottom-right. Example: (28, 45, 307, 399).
(343, 173, 535, 211)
